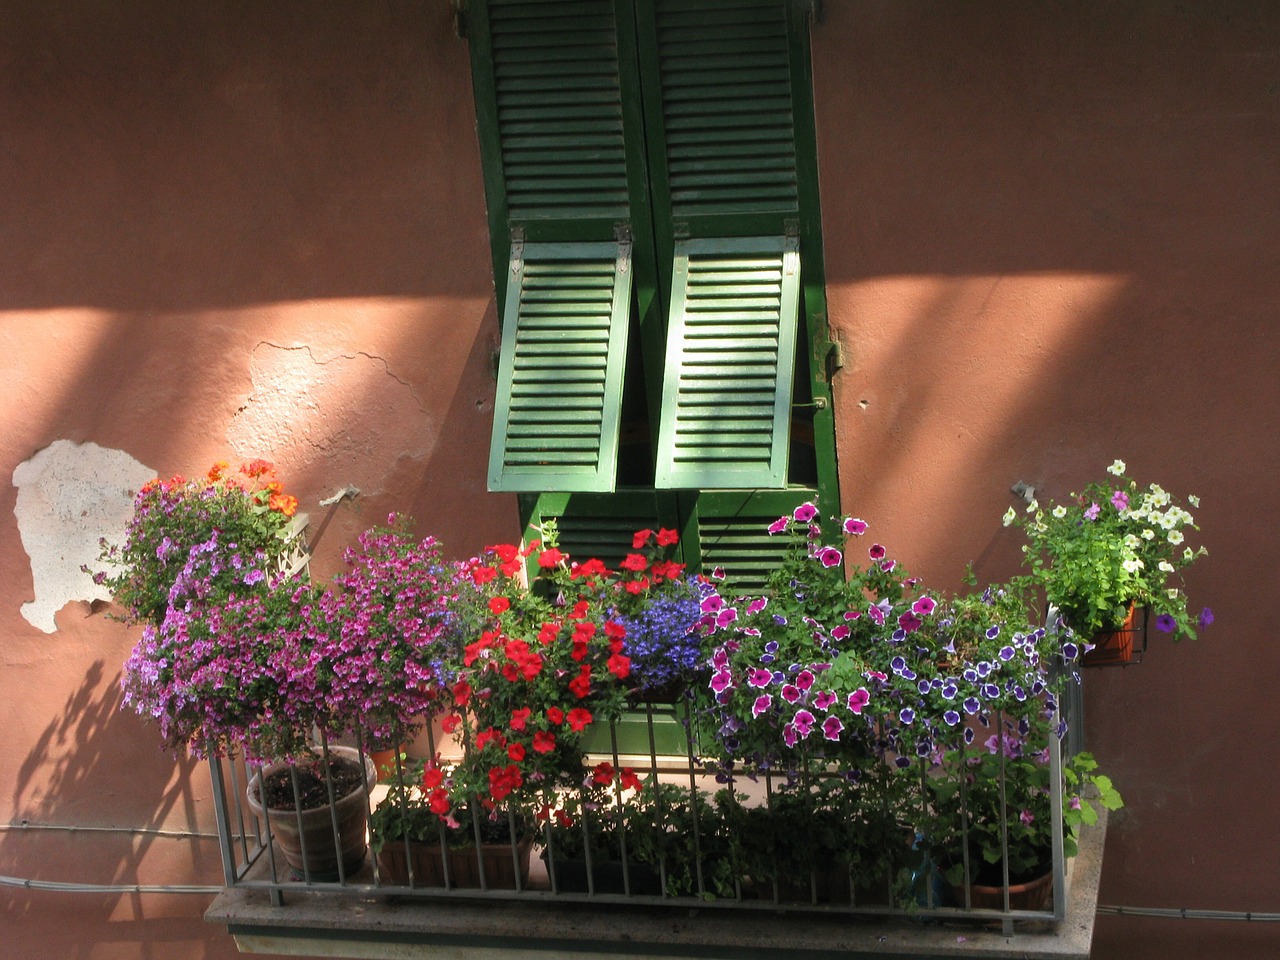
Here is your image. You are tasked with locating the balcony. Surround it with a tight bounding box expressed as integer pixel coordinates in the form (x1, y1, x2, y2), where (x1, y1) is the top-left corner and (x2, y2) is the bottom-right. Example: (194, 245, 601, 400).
(204, 707, 1109, 960)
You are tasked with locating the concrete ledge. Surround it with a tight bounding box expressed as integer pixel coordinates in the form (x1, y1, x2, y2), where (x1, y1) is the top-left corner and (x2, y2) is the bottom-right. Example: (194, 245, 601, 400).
(206, 815, 1105, 960)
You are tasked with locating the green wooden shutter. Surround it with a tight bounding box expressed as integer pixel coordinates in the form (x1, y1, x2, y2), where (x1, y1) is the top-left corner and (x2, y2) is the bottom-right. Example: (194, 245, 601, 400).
(637, 0, 800, 241)
(654, 236, 800, 489)
(680, 489, 811, 591)
(488, 240, 633, 493)
(523, 491, 666, 570)
(475, 0, 633, 232)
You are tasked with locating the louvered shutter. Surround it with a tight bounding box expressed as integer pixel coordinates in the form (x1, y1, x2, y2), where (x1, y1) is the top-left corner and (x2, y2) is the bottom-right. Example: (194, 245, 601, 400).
(488, 241, 633, 493)
(475, 0, 634, 233)
(640, 0, 800, 237)
(680, 490, 811, 590)
(654, 236, 800, 489)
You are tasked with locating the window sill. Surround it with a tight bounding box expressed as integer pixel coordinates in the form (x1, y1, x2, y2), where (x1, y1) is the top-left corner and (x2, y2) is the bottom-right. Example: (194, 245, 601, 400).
(205, 814, 1106, 960)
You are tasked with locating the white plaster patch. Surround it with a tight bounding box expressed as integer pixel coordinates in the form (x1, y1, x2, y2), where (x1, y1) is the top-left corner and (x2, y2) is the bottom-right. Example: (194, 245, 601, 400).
(11, 440, 155, 633)
(226, 343, 435, 494)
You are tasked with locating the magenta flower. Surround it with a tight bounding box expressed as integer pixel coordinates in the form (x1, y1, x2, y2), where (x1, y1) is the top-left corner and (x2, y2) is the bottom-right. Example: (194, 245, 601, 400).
(813, 690, 838, 711)
(821, 715, 844, 741)
(1111, 490, 1129, 511)
(867, 604, 886, 626)
(767, 516, 789, 534)
(783, 724, 798, 748)
(795, 669, 815, 691)
(816, 546, 843, 568)
(898, 610, 923, 633)
(846, 688, 871, 714)
(781, 683, 801, 704)
(868, 543, 886, 560)
(709, 670, 732, 693)
(843, 517, 868, 536)
(831, 624, 850, 640)
(747, 596, 768, 614)
(792, 709, 816, 738)
(752, 693, 772, 718)
(911, 596, 937, 616)
(1019, 809, 1035, 827)
(715, 608, 738, 628)
(747, 667, 773, 688)
(1084, 501, 1101, 521)
(792, 503, 818, 523)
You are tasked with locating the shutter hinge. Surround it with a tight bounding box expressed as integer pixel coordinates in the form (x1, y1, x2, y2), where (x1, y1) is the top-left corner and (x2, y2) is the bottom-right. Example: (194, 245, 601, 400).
(672, 222, 691, 240)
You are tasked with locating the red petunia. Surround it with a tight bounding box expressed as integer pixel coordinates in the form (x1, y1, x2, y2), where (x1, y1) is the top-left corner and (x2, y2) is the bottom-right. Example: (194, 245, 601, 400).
(592, 761, 615, 786)
(510, 707, 531, 731)
(631, 529, 654, 549)
(619, 767, 644, 792)
(607, 653, 631, 679)
(452, 680, 473, 707)
(655, 528, 679, 547)
(545, 706, 565, 725)
(537, 621, 560, 644)
(507, 742, 526, 762)
(620, 553, 648, 572)
(428, 788, 451, 816)
(488, 596, 511, 615)
(442, 714, 462, 734)
(537, 547, 565, 569)
(532, 730, 556, 754)
(569, 600, 591, 620)
(604, 620, 627, 641)
(422, 766, 444, 790)
(471, 564, 498, 586)
(566, 707, 593, 732)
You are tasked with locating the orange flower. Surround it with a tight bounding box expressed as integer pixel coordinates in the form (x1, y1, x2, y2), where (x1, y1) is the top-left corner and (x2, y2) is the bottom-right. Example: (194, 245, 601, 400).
(240, 459, 274, 479)
(206, 460, 230, 482)
(268, 492, 298, 517)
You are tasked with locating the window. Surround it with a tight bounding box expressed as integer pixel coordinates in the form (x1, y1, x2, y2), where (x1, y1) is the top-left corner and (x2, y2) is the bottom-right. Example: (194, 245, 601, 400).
(469, 0, 838, 582)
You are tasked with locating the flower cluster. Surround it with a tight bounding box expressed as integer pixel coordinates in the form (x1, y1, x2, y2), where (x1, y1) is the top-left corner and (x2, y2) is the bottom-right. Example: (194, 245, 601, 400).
(1005, 459, 1210, 640)
(93, 460, 301, 627)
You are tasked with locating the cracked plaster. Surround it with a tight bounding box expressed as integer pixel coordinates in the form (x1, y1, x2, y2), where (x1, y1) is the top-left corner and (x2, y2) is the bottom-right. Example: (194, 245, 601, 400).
(226, 342, 435, 497)
(11, 440, 155, 634)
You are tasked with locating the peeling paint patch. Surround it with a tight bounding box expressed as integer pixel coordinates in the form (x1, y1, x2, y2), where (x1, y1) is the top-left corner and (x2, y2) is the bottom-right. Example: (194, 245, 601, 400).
(11, 440, 154, 633)
(226, 343, 435, 495)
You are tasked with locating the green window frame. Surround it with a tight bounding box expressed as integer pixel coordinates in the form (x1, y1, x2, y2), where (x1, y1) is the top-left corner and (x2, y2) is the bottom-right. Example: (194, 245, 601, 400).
(469, 0, 838, 577)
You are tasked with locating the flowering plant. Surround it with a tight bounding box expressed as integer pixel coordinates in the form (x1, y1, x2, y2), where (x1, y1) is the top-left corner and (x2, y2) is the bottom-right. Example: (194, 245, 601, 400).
(316, 516, 454, 746)
(1004, 459, 1210, 640)
(700, 504, 1071, 779)
(93, 460, 301, 627)
(927, 718, 1123, 887)
(120, 555, 329, 761)
(423, 524, 678, 821)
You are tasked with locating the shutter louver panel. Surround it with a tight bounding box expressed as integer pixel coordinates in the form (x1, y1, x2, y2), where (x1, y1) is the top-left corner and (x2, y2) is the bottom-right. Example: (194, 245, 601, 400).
(653, 0, 798, 221)
(488, 241, 632, 493)
(553, 512, 661, 570)
(696, 514, 793, 591)
(490, 0, 630, 224)
(655, 237, 800, 489)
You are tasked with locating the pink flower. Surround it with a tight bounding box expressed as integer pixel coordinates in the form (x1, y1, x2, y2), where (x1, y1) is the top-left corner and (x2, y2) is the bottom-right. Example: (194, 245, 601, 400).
(816, 546, 842, 568)
(768, 516, 789, 535)
(747, 668, 773, 688)
(1111, 490, 1129, 512)
(796, 669, 815, 691)
(868, 543, 887, 560)
(911, 596, 937, 616)
(752, 694, 773, 718)
(792, 503, 818, 523)
(821, 715, 845, 741)
(846, 688, 871, 714)
(843, 517, 868, 536)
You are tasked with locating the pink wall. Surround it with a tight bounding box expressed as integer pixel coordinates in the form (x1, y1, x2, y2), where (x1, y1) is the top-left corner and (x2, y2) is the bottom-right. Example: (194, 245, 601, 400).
(816, 3, 1279, 958)
(1, 2, 1276, 958)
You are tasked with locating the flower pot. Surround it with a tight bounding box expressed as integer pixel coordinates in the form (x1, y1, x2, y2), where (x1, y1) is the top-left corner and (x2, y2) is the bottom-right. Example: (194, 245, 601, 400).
(378, 835, 533, 889)
(959, 868, 1053, 912)
(369, 744, 410, 783)
(246, 745, 376, 881)
(542, 850, 663, 896)
(1082, 604, 1138, 666)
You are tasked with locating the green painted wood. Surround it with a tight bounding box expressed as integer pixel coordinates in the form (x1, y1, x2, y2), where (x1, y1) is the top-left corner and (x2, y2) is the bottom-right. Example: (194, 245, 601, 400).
(654, 237, 801, 489)
(679, 488, 814, 590)
(488, 241, 633, 493)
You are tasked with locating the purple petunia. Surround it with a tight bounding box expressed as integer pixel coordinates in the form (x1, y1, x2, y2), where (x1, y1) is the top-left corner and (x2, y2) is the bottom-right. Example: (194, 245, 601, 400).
(1155, 613, 1177, 633)
(816, 546, 843, 568)
(1111, 490, 1129, 512)
(821, 714, 844, 741)
(792, 503, 818, 523)
(1199, 607, 1214, 628)
(1084, 502, 1100, 521)
(843, 517, 868, 536)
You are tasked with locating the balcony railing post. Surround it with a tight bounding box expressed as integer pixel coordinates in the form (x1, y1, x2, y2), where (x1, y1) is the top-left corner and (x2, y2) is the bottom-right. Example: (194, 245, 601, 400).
(208, 754, 239, 887)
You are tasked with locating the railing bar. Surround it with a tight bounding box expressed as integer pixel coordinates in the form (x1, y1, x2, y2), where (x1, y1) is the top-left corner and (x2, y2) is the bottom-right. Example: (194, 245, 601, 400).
(543, 819, 560, 894)
(425, 721, 451, 889)
(317, 731, 348, 886)
(225, 755, 252, 866)
(289, 764, 312, 886)
(996, 709, 1012, 931)
(959, 732, 972, 911)
(610, 721, 631, 897)
(508, 805, 523, 893)
(207, 754, 239, 886)
(682, 698, 705, 897)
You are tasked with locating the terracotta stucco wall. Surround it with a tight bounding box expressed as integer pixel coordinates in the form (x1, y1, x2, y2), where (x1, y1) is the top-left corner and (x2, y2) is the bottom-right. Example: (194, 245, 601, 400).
(0, 4, 512, 958)
(815, 3, 1279, 958)
(1, 2, 1277, 959)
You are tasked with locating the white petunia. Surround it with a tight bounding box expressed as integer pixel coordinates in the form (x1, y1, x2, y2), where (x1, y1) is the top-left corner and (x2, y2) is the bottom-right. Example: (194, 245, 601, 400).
(1123, 534, 1140, 549)
(1122, 557, 1144, 573)
(1188, 494, 1200, 508)
(1026, 499, 1039, 514)
(1002, 507, 1017, 527)
(1158, 560, 1175, 573)
(1141, 528, 1156, 541)
(1052, 505, 1067, 519)
(1168, 529, 1185, 545)
(1107, 459, 1126, 476)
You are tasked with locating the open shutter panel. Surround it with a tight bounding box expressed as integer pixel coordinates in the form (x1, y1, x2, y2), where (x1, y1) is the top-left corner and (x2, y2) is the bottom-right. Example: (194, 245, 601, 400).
(647, 0, 799, 225)
(488, 241, 632, 493)
(485, 0, 631, 227)
(654, 236, 800, 489)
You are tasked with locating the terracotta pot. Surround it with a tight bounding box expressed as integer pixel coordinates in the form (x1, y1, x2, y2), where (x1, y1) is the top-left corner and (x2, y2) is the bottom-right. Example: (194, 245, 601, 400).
(960, 869, 1053, 911)
(369, 745, 410, 783)
(378, 835, 533, 889)
(1082, 604, 1137, 666)
(246, 745, 376, 881)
